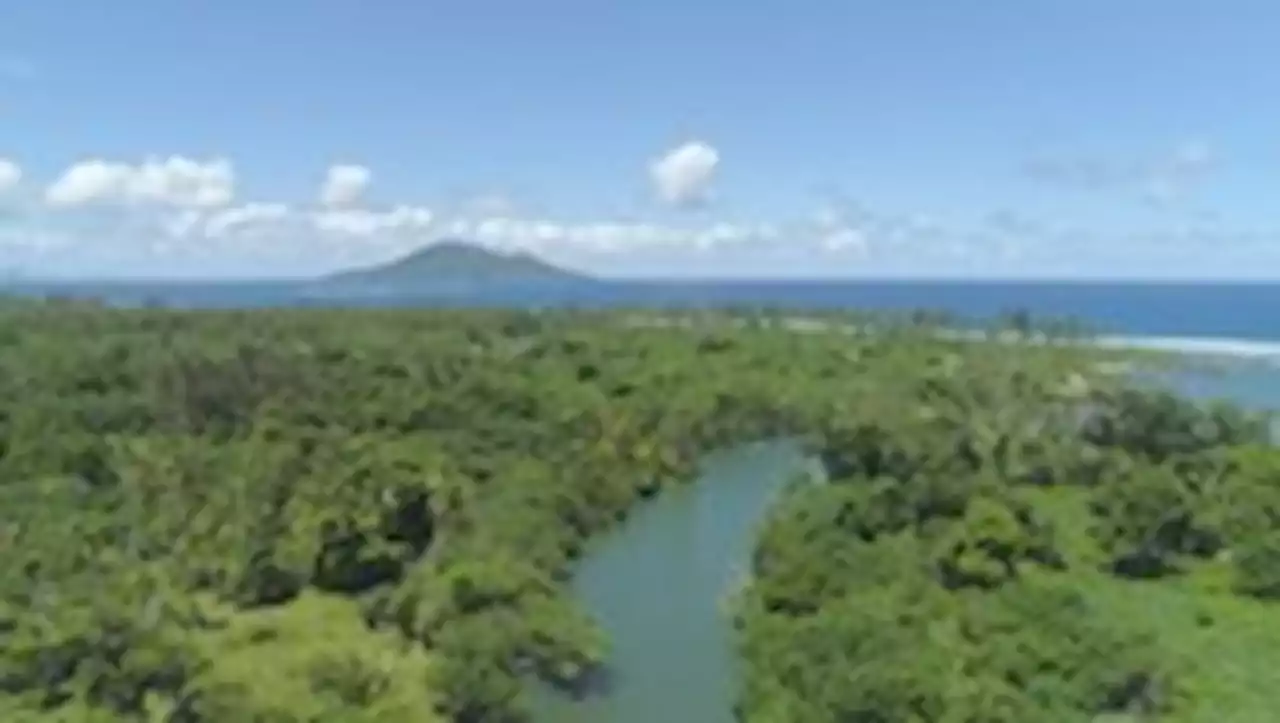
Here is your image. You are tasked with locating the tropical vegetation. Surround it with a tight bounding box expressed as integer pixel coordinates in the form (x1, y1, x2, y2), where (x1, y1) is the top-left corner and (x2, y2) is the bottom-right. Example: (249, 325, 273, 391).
(0, 300, 1277, 721)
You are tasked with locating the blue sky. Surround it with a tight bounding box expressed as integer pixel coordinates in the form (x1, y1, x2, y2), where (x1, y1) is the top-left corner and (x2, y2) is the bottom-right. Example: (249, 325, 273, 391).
(1, 1, 1278, 279)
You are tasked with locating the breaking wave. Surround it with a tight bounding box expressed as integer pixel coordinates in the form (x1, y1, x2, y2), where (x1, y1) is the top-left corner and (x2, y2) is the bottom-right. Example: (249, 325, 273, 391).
(1092, 335, 1280, 363)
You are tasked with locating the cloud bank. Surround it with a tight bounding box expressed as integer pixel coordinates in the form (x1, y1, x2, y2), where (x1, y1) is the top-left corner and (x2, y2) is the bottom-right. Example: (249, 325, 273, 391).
(0, 138, 1269, 279)
(45, 156, 235, 209)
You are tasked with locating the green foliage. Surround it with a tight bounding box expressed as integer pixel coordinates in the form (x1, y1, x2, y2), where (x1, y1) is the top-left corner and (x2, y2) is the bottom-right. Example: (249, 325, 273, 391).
(0, 303, 1270, 722)
(733, 328, 1279, 722)
(931, 489, 1063, 589)
(1088, 458, 1224, 578)
(1082, 388, 1270, 463)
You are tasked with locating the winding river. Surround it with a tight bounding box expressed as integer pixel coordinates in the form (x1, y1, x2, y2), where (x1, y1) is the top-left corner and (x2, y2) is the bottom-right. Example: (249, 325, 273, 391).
(531, 439, 815, 723)
(523, 360, 1280, 722)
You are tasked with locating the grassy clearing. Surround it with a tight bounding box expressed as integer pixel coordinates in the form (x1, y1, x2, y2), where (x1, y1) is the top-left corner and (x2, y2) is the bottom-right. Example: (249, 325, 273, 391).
(1032, 488, 1280, 723)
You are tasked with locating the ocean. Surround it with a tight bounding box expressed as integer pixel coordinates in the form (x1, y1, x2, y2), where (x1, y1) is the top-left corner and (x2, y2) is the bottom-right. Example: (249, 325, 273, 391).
(5, 278, 1280, 408)
(0, 280, 1274, 336)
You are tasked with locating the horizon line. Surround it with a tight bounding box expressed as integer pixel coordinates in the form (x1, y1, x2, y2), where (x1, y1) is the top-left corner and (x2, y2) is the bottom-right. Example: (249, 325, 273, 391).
(9, 275, 1280, 286)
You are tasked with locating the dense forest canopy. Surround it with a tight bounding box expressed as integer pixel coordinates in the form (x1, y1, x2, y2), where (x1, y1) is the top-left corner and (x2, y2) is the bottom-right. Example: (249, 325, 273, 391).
(0, 301, 1277, 722)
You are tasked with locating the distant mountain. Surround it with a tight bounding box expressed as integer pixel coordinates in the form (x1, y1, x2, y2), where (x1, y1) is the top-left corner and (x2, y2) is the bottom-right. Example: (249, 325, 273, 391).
(323, 239, 589, 286)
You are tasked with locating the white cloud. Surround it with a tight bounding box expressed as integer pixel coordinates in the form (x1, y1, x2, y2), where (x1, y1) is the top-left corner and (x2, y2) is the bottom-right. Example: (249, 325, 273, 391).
(319, 164, 372, 207)
(450, 216, 775, 254)
(32, 146, 1250, 277)
(0, 159, 21, 193)
(809, 200, 871, 254)
(45, 156, 235, 209)
(821, 227, 868, 254)
(312, 205, 434, 238)
(650, 141, 720, 207)
(160, 210, 204, 240)
(204, 203, 291, 239)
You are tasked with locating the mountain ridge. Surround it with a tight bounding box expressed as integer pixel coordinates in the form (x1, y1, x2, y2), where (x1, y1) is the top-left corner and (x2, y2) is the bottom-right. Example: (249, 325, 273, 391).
(323, 239, 589, 286)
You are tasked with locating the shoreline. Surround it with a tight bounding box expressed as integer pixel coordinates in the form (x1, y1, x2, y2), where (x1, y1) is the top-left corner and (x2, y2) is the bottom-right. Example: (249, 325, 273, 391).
(622, 312, 1280, 369)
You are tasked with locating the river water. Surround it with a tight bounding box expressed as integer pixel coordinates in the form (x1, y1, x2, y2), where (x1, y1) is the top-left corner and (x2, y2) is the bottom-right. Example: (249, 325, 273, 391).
(530, 440, 814, 723)
(526, 362, 1280, 723)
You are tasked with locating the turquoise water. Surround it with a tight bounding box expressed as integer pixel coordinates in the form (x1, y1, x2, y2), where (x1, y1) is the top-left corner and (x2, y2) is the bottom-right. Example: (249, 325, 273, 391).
(1164, 362, 1280, 411)
(530, 440, 813, 723)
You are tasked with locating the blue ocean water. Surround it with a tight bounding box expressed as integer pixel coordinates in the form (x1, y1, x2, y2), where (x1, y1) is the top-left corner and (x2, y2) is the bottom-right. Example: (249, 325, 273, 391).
(5, 278, 1280, 407)
(1, 279, 1276, 338)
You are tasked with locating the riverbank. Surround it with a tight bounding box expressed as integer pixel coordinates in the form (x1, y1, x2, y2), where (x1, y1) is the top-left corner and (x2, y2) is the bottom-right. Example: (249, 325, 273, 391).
(529, 441, 812, 723)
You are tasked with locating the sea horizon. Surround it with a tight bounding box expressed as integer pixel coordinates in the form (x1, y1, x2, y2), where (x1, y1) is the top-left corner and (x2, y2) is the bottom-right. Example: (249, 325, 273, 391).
(10, 276, 1280, 286)
(5, 278, 1280, 362)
